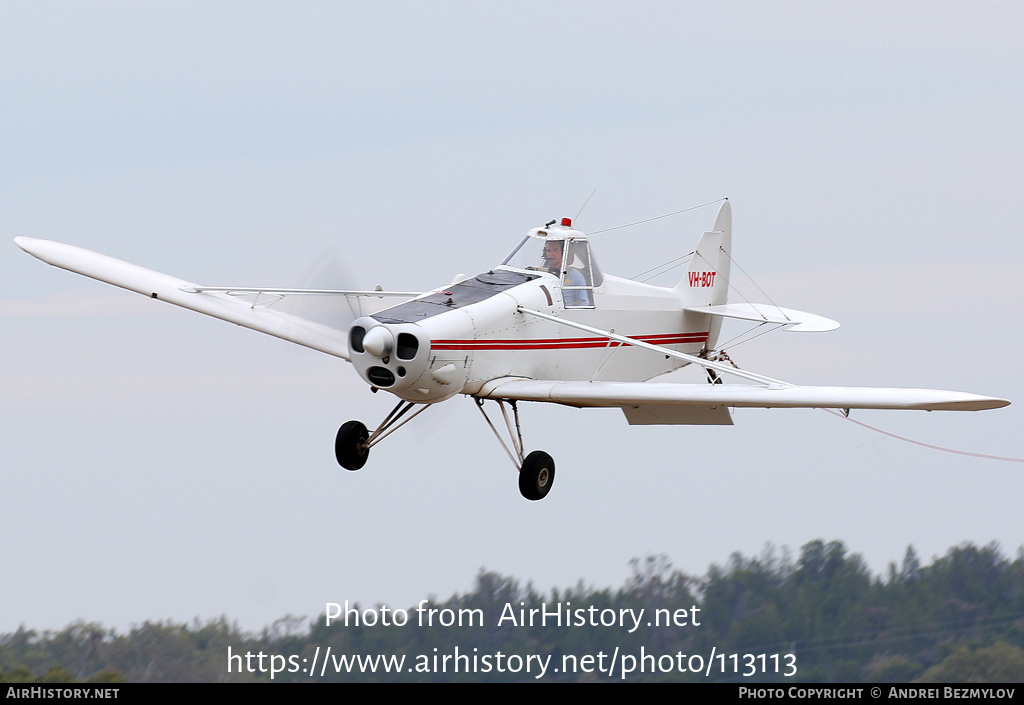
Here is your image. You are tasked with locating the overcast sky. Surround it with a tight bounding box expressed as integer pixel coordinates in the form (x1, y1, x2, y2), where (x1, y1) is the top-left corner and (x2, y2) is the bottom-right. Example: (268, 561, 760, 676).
(2, 1, 1023, 635)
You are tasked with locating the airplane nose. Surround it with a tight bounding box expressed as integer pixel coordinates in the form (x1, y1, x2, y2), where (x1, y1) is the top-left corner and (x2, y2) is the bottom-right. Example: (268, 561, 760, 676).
(363, 326, 394, 358)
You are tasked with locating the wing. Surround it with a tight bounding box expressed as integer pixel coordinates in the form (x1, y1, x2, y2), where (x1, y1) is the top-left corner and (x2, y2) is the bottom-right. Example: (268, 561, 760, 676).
(491, 306, 1009, 425)
(14, 237, 421, 361)
(477, 378, 1010, 426)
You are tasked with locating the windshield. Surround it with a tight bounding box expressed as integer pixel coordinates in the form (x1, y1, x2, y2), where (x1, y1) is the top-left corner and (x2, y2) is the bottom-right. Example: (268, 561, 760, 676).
(500, 234, 551, 273)
(499, 227, 603, 307)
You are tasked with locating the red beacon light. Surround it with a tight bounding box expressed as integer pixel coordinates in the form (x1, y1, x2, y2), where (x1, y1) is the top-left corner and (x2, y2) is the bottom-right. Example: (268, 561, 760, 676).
(560, 217, 572, 227)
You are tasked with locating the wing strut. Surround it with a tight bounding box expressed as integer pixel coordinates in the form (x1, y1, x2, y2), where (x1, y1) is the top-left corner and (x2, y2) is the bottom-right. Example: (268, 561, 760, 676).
(180, 286, 422, 297)
(516, 306, 788, 387)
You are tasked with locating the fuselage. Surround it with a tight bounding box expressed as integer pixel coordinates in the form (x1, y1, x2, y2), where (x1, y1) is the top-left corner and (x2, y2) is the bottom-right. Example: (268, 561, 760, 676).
(348, 233, 715, 404)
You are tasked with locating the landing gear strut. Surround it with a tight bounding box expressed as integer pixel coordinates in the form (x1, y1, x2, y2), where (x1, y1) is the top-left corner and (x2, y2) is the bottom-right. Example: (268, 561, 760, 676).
(475, 398, 556, 501)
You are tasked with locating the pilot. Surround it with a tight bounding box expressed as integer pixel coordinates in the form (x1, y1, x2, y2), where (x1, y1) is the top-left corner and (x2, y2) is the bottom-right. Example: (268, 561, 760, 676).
(542, 240, 589, 306)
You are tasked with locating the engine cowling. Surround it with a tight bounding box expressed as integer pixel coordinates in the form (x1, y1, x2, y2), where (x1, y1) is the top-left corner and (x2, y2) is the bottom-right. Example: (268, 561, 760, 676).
(348, 317, 465, 402)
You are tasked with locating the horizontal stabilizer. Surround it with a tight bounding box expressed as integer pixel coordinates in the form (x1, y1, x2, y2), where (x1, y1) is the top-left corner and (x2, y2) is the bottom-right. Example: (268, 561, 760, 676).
(14, 237, 351, 360)
(477, 379, 1009, 414)
(684, 303, 840, 332)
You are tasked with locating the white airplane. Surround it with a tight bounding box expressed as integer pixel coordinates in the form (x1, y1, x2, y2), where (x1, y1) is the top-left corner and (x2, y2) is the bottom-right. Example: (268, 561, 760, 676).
(14, 201, 1009, 500)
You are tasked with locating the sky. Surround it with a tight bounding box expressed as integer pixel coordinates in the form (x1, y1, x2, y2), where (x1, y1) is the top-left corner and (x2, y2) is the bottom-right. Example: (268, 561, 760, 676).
(2, 1, 1023, 636)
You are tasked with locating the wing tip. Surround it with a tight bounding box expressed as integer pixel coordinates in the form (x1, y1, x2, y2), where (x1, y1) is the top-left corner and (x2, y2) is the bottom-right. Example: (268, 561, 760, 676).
(934, 393, 1010, 411)
(14, 235, 39, 253)
(976, 397, 1011, 411)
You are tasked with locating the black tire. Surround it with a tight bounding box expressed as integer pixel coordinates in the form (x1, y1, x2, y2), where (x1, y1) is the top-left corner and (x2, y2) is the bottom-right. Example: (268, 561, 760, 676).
(519, 450, 555, 501)
(335, 420, 369, 470)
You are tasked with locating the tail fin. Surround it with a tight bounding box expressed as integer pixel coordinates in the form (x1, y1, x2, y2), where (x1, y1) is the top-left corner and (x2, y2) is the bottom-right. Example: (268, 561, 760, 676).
(676, 200, 731, 307)
(676, 200, 732, 348)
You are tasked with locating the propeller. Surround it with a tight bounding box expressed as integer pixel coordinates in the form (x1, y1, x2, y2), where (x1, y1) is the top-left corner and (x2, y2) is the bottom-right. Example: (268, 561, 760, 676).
(281, 249, 360, 333)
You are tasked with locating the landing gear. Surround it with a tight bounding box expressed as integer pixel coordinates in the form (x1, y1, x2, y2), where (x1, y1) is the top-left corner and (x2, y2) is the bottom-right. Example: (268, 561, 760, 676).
(335, 420, 369, 470)
(702, 349, 737, 384)
(519, 451, 555, 501)
(475, 398, 557, 501)
(336, 396, 559, 501)
(335, 400, 432, 471)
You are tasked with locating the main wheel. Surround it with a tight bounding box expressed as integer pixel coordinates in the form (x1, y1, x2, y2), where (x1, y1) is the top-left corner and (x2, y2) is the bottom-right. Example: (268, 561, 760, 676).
(518, 450, 555, 501)
(335, 420, 369, 470)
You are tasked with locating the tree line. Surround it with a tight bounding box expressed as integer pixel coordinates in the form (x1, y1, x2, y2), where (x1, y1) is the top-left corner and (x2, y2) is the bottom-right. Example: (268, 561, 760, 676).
(3, 540, 1023, 682)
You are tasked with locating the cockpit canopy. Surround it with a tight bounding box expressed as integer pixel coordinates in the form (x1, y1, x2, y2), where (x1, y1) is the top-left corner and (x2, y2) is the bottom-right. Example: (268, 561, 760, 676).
(499, 220, 602, 307)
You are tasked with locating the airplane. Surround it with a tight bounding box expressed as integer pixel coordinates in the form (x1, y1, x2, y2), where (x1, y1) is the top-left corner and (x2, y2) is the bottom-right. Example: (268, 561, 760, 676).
(14, 201, 1009, 501)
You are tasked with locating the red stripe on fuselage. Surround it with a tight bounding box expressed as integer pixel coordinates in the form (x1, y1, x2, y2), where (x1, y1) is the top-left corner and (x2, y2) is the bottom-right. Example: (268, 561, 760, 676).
(431, 332, 709, 351)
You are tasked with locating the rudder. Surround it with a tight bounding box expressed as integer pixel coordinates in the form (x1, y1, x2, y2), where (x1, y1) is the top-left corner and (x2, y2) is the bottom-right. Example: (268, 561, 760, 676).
(676, 200, 732, 348)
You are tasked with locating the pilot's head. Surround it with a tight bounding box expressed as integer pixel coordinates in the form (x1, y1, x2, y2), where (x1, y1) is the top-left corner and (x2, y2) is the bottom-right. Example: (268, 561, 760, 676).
(542, 240, 564, 271)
